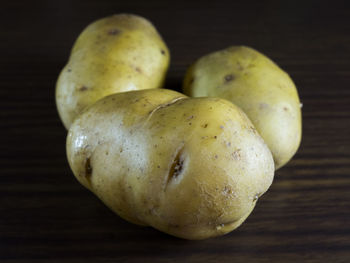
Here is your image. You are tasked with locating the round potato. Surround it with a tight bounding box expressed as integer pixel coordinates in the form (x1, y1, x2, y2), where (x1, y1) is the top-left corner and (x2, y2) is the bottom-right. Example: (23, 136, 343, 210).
(67, 89, 274, 240)
(183, 46, 302, 169)
(56, 14, 170, 129)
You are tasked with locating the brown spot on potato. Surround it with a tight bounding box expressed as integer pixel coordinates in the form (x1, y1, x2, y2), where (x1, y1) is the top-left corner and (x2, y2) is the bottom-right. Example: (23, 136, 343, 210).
(135, 67, 142, 73)
(224, 74, 234, 82)
(79, 85, 88, 91)
(283, 107, 288, 111)
(108, 28, 121, 35)
(67, 68, 72, 72)
(214, 136, 217, 139)
(161, 49, 166, 55)
(202, 123, 208, 128)
(85, 157, 92, 177)
(167, 147, 185, 186)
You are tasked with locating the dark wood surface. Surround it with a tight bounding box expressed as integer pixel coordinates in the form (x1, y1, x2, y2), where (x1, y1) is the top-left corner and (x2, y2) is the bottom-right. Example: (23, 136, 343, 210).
(1, 0, 350, 262)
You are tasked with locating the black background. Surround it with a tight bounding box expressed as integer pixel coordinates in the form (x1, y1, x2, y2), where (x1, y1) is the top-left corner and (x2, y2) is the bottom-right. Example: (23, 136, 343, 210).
(1, 0, 350, 262)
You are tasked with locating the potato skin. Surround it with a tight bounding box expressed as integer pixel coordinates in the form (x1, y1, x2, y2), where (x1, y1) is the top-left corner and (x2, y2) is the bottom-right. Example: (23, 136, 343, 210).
(183, 46, 302, 170)
(56, 14, 170, 129)
(67, 89, 274, 240)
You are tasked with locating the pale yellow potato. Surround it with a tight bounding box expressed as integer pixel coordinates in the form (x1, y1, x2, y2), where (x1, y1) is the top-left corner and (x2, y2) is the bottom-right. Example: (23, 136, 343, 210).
(56, 14, 170, 129)
(67, 89, 274, 240)
(183, 46, 302, 170)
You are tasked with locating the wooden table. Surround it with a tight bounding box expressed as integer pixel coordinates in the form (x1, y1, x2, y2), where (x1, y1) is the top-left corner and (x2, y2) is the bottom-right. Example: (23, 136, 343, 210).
(1, 0, 349, 262)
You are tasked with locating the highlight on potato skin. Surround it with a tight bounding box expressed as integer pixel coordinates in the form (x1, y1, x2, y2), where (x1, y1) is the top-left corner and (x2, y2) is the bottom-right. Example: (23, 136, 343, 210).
(66, 89, 275, 240)
(183, 46, 302, 170)
(56, 14, 170, 129)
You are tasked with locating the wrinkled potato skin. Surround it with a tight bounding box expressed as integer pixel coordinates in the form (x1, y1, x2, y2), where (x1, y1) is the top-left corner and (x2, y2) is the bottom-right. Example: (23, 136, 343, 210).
(183, 46, 302, 170)
(56, 14, 170, 129)
(67, 89, 274, 240)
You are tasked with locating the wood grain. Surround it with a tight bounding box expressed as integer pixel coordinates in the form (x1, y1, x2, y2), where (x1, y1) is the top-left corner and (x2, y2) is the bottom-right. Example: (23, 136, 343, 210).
(1, 0, 349, 262)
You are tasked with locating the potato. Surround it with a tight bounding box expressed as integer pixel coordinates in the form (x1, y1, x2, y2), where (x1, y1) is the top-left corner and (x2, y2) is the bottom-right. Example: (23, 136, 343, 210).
(183, 46, 302, 170)
(56, 14, 170, 129)
(67, 89, 274, 240)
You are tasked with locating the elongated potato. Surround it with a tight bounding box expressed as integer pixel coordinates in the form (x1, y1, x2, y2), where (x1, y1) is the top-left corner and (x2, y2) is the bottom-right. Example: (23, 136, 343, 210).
(183, 46, 302, 169)
(56, 14, 169, 129)
(67, 89, 274, 240)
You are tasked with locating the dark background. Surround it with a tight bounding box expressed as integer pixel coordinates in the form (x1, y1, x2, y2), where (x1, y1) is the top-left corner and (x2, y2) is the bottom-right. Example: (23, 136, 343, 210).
(1, 0, 350, 262)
